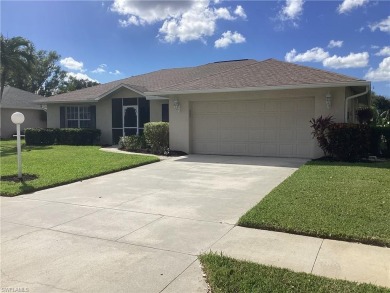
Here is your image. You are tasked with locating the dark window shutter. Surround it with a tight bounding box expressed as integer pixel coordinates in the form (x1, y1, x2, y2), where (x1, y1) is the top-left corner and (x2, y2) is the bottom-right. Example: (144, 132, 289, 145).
(89, 105, 96, 129)
(162, 104, 169, 122)
(60, 107, 66, 128)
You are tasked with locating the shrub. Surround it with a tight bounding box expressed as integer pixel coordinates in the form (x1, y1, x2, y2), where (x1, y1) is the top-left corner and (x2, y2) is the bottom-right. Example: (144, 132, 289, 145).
(144, 122, 169, 154)
(119, 135, 147, 152)
(56, 128, 101, 145)
(24, 128, 101, 146)
(310, 115, 334, 156)
(25, 128, 57, 145)
(327, 123, 370, 161)
(356, 107, 374, 125)
(370, 126, 390, 157)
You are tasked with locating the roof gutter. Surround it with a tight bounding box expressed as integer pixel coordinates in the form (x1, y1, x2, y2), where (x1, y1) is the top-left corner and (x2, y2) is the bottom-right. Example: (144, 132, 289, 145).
(344, 86, 369, 122)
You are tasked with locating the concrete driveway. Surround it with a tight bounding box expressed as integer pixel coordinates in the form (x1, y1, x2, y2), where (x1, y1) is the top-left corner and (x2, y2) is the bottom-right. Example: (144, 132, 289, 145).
(1, 155, 306, 293)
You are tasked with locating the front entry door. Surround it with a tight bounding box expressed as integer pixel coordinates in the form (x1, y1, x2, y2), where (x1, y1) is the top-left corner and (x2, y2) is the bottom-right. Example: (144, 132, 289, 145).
(123, 106, 138, 136)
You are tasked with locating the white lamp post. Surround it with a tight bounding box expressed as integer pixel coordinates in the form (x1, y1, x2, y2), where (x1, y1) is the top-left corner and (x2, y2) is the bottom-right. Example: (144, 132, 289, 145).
(11, 112, 25, 179)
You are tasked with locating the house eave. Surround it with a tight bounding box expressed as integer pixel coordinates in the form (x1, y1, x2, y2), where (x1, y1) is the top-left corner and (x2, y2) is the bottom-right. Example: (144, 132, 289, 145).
(35, 83, 147, 105)
(145, 81, 370, 96)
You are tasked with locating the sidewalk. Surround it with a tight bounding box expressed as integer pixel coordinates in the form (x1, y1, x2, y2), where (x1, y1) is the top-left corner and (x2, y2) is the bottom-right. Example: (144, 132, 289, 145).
(210, 226, 390, 288)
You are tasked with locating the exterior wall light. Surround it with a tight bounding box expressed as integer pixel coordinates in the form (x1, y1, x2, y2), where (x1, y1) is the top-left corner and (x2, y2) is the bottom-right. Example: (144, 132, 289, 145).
(325, 92, 332, 109)
(173, 98, 181, 112)
(11, 112, 25, 179)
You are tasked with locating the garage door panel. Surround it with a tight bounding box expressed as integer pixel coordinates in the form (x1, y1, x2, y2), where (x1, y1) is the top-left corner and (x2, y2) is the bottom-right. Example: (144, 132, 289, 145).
(264, 101, 279, 112)
(262, 144, 278, 156)
(247, 115, 264, 128)
(246, 101, 264, 113)
(263, 113, 279, 128)
(191, 98, 314, 158)
(280, 115, 295, 128)
(280, 101, 296, 112)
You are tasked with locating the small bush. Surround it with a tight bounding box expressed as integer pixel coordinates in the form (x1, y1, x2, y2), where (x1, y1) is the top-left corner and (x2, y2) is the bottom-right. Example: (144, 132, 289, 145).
(370, 126, 390, 157)
(357, 107, 374, 125)
(24, 128, 101, 146)
(144, 122, 169, 154)
(310, 115, 334, 156)
(57, 128, 101, 145)
(25, 128, 57, 145)
(119, 135, 147, 151)
(327, 123, 370, 161)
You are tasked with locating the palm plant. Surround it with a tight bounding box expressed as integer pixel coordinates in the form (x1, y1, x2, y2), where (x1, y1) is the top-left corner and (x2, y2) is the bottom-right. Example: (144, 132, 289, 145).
(0, 35, 35, 101)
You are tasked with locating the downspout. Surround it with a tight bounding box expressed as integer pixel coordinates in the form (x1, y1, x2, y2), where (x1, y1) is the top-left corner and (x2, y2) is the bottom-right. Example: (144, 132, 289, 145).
(344, 86, 369, 122)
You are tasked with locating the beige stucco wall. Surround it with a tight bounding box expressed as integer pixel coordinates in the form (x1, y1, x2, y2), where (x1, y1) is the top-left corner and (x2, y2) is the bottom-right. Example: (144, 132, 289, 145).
(150, 100, 169, 122)
(46, 88, 165, 145)
(0, 108, 47, 138)
(168, 87, 348, 158)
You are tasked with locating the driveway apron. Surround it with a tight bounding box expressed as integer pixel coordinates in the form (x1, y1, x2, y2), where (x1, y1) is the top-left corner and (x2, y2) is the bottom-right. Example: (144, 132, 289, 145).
(1, 155, 305, 293)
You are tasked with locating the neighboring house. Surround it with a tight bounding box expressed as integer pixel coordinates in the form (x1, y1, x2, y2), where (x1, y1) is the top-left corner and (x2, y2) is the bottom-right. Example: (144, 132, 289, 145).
(1, 86, 47, 138)
(37, 59, 370, 158)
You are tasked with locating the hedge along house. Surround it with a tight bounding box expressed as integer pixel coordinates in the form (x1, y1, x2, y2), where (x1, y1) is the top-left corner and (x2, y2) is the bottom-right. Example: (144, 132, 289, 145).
(37, 59, 370, 159)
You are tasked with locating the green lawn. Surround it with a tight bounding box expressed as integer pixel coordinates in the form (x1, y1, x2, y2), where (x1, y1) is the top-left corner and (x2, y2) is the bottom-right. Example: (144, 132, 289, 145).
(199, 253, 389, 293)
(0, 140, 159, 196)
(239, 160, 390, 247)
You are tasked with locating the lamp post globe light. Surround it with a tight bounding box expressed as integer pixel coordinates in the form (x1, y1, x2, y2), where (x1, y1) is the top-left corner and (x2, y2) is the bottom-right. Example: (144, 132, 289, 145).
(11, 112, 25, 179)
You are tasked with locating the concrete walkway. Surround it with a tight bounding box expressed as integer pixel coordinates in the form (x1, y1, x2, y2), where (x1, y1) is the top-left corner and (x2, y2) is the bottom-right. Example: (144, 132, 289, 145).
(210, 226, 390, 288)
(1, 155, 389, 292)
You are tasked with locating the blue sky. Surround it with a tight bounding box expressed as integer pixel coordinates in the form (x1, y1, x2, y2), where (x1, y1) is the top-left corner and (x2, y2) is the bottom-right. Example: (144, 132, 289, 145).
(2, 0, 389, 96)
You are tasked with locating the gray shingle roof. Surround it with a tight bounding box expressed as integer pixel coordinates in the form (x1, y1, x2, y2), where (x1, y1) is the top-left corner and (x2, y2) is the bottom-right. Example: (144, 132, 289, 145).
(1, 86, 44, 109)
(38, 59, 367, 103)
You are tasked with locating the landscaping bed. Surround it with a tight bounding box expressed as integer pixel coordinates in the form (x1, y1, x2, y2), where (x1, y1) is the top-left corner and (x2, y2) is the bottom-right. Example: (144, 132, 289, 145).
(0, 140, 159, 196)
(238, 160, 390, 247)
(199, 253, 389, 293)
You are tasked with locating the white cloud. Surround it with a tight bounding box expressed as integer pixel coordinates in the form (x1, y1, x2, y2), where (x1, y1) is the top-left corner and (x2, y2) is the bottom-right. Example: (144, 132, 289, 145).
(323, 52, 369, 69)
(60, 57, 84, 71)
(214, 7, 235, 20)
(234, 5, 247, 19)
(111, 0, 196, 25)
(214, 31, 245, 48)
(375, 46, 390, 57)
(285, 47, 329, 62)
(369, 16, 390, 33)
(365, 57, 390, 81)
(328, 40, 343, 48)
(338, 0, 369, 14)
(112, 0, 246, 43)
(91, 64, 107, 74)
(67, 72, 98, 83)
(109, 70, 121, 75)
(279, 0, 304, 21)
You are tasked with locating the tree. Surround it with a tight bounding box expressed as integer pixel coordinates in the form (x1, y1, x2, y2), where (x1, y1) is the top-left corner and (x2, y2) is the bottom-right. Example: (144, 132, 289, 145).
(57, 76, 99, 94)
(372, 92, 390, 126)
(0, 35, 35, 101)
(9, 50, 67, 97)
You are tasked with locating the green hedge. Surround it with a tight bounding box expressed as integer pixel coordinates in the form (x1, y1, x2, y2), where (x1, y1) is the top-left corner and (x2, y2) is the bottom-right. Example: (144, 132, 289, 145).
(144, 122, 169, 154)
(119, 135, 147, 152)
(25, 128, 101, 146)
(327, 123, 370, 161)
(370, 126, 390, 157)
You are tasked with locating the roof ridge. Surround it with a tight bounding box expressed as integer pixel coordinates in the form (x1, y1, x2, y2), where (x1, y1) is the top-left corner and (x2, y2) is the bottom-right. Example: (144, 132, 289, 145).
(154, 59, 258, 92)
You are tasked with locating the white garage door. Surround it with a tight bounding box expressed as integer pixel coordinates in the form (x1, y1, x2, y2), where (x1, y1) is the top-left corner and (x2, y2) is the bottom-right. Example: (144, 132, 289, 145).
(191, 98, 314, 158)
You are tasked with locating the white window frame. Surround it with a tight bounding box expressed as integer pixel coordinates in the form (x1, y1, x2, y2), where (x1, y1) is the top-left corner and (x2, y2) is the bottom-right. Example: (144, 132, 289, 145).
(66, 106, 91, 128)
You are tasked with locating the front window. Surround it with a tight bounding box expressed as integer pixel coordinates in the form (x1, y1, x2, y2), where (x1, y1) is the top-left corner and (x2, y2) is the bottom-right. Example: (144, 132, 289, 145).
(66, 106, 91, 128)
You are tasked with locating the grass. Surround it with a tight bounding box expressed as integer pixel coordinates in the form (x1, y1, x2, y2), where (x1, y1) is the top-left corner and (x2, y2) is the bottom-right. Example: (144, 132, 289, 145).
(199, 253, 389, 293)
(238, 160, 390, 247)
(0, 140, 159, 196)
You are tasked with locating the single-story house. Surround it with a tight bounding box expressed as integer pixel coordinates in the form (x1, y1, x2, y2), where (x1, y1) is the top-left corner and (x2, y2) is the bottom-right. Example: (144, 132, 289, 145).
(1, 86, 47, 138)
(37, 59, 370, 158)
